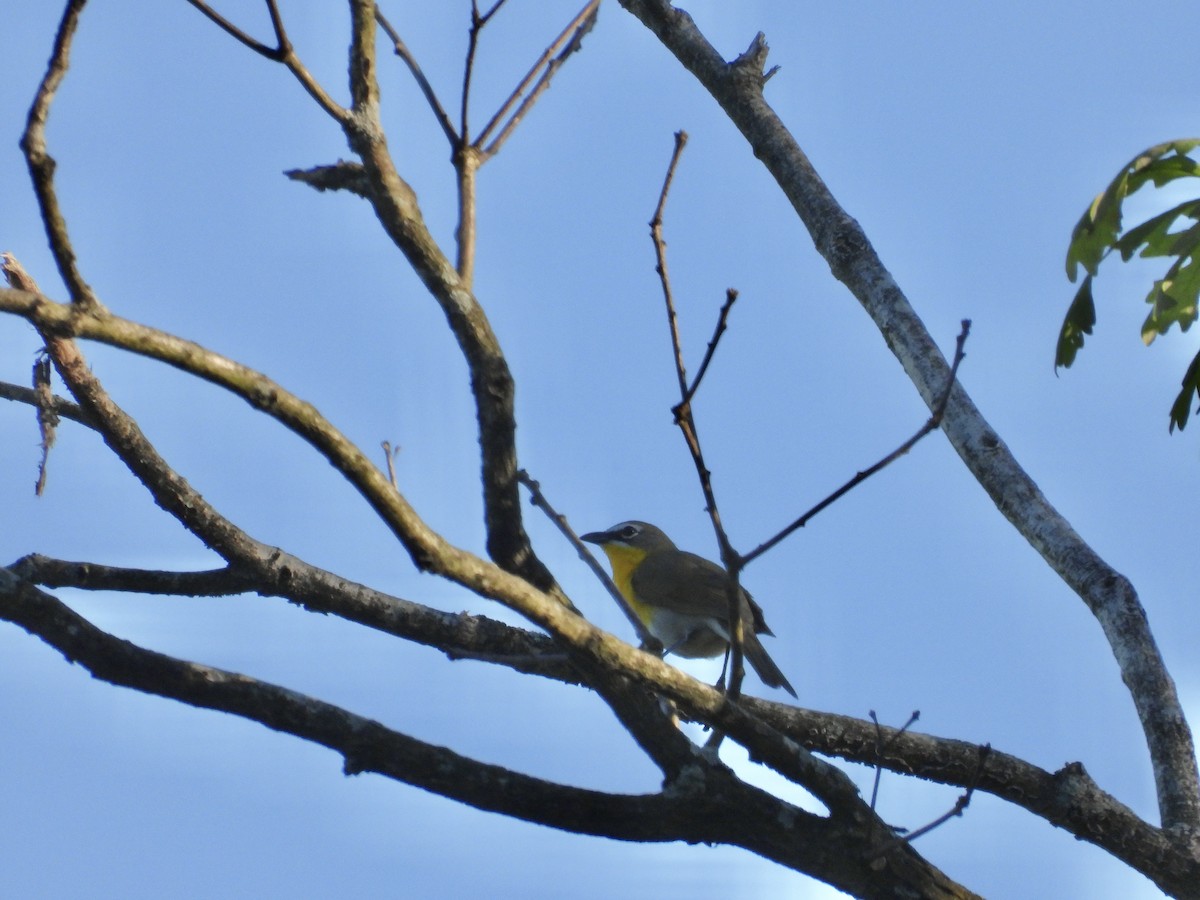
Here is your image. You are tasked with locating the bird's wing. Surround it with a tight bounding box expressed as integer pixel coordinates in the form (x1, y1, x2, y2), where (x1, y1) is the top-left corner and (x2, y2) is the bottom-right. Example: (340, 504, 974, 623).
(745, 593, 775, 637)
(631, 550, 754, 625)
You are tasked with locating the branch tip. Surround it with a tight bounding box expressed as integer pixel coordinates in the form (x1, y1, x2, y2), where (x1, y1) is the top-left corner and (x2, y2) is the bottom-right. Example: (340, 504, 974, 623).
(744, 323, 972, 566)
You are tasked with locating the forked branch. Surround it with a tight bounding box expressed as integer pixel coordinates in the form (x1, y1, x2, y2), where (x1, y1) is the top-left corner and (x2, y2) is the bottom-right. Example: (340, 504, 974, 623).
(647, 129, 749, 700)
(474, 0, 601, 159)
(184, 0, 348, 121)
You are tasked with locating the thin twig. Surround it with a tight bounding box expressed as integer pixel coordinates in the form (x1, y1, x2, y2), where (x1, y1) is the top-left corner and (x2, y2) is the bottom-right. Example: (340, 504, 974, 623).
(183, 0, 283, 59)
(460, 0, 521, 142)
(678, 288, 737, 409)
(502, 473, 720, 780)
(375, 9, 457, 146)
(186, 0, 348, 123)
(515, 470, 635, 629)
(648, 131, 747, 704)
(454, 0, 599, 283)
(452, 0, 516, 285)
(20, 0, 102, 310)
(649, 130, 691, 398)
(874, 744, 992, 854)
(382, 441, 401, 489)
(0, 380, 92, 428)
(461, 1, 486, 142)
(265, 0, 289, 52)
(869, 709, 920, 810)
(477, 0, 510, 24)
(476, 0, 601, 159)
(743, 319, 972, 566)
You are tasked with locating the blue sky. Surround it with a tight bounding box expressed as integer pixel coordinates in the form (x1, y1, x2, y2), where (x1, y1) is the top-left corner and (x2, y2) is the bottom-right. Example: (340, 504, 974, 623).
(3, 2, 1198, 897)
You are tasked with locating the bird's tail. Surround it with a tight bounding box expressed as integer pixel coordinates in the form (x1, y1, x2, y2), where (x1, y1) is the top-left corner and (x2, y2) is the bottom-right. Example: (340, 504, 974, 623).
(743, 631, 797, 698)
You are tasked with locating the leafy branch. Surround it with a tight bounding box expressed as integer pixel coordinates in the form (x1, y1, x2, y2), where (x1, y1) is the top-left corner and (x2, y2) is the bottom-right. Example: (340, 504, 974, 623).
(1059, 139, 1200, 430)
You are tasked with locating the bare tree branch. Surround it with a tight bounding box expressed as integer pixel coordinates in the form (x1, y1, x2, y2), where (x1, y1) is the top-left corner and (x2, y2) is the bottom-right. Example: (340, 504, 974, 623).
(8, 4, 1197, 895)
(184, 0, 348, 122)
(0, 570, 670, 836)
(375, 9, 458, 146)
(0, 285, 861, 813)
(3, 289, 1188, 885)
(0, 309, 887, 829)
(869, 709, 920, 810)
(460, 1, 487, 141)
(19, 529, 1178, 888)
(12, 531, 1185, 890)
(649, 129, 692, 392)
(173, 2, 567, 605)
(454, 144, 482, 288)
(314, 1, 567, 604)
(873, 744, 991, 855)
(20, 0, 101, 310)
(743, 697, 1200, 896)
(743, 320, 971, 566)
(0, 568, 976, 898)
(8, 556, 254, 596)
(0, 380, 92, 428)
(7, 551, 576, 686)
(450, 0, 598, 286)
(679, 288, 738, 407)
(3, 254, 64, 493)
(0, 284, 526, 598)
(476, 0, 601, 160)
(7, 530, 1189, 886)
(182, 0, 283, 59)
(518, 469, 650, 641)
(453, 5, 491, 286)
(647, 129, 748, 701)
(476, 0, 511, 27)
(618, 0, 1200, 842)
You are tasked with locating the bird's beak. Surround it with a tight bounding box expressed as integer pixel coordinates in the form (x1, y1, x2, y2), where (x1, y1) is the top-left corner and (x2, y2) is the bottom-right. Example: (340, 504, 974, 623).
(580, 531, 607, 545)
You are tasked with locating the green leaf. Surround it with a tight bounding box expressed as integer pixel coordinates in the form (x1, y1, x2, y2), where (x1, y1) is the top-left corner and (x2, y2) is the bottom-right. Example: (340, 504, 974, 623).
(1169, 219, 1200, 260)
(1140, 253, 1200, 344)
(1169, 347, 1200, 432)
(1114, 200, 1200, 261)
(1126, 142, 1200, 193)
(1140, 282, 1177, 344)
(1065, 140, 1200, 282)
(1066, 176, 1126, 282)
(1061, 139, 1200, 435)
(1056, 276, 1095, 369)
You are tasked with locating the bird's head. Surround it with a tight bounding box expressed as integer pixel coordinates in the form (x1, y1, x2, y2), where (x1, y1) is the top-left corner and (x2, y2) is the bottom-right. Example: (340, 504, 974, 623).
(580, 521, 677, 553)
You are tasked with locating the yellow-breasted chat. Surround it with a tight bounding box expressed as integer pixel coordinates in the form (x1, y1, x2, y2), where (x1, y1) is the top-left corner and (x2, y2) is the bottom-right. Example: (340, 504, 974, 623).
(581, 520, 796, 697)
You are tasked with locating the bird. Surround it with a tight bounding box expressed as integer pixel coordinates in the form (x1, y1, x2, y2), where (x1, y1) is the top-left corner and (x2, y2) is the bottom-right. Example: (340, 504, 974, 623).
(580, 520, 796, 697)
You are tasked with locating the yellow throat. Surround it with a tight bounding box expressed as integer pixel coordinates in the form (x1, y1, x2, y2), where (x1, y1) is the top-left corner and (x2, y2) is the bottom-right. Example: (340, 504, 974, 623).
(596, 543, 654, 626)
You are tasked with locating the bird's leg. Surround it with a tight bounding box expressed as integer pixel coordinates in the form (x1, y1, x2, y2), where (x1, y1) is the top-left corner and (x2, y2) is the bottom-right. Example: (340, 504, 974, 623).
(715, 646, 731, 693)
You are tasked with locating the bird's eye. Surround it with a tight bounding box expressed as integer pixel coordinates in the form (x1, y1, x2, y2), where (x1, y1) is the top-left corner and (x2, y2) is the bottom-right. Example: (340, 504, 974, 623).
(618, 524, 640, 539)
